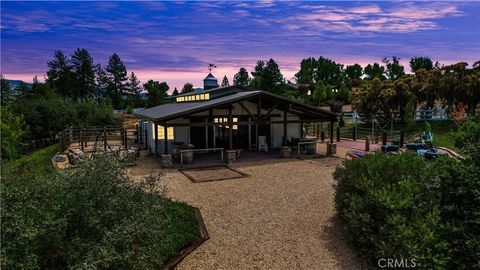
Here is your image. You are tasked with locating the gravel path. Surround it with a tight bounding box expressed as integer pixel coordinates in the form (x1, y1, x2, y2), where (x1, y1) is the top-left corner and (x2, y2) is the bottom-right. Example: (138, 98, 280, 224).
(156, 158, 364, 270)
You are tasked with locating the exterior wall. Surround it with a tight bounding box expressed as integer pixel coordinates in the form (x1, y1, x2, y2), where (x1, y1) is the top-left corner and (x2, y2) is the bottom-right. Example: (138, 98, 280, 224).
(143, 118, 191, 155)
(271, 114, 300, 148)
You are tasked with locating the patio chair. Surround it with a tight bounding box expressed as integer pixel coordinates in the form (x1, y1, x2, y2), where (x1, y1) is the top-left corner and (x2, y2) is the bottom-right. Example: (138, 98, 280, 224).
(258, 136, 268, 152)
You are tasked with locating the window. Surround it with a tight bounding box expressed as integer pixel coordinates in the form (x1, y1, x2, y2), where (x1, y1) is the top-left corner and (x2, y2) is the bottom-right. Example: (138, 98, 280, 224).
(213, 117, 238, 130)
(176, 96, 185, 102)
(151, 123, 174, 140)
(204, 93, 210, 100)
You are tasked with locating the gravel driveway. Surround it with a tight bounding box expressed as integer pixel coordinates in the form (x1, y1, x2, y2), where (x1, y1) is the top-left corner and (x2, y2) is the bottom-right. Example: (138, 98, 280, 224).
(157, 157, 364, 270)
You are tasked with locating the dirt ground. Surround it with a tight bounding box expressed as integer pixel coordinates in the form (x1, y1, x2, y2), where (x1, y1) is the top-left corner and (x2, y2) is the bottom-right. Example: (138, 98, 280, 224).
(127, 155, 365, 269)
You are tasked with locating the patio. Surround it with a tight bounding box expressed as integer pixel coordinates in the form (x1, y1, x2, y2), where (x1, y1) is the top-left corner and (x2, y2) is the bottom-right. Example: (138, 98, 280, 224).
(128, 156, 365, 269)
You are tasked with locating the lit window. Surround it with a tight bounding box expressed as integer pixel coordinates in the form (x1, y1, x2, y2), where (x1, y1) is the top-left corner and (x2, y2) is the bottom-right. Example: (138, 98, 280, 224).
(204, 93, 210, 100)
(176, 96, 185, 102)
(151, 123, 174, 140)
(307, 90, 312, 96)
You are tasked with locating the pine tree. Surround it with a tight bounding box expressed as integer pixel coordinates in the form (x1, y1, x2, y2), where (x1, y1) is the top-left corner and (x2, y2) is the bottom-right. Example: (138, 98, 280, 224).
(105, 53, 128, 108)
(1, 75, 16, 106)
(233, 67, 250, 86)
(172, 88, 179, 96)
(221, 75, 230, 87)
(71, 48, 96, 98)
(46, 50, 73, 97)
(126, 72, 141, 94)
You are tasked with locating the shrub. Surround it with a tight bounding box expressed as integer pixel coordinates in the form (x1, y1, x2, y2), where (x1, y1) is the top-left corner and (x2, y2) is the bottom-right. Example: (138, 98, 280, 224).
(1, 154, 199, 269)
(334, 116, 480, 269)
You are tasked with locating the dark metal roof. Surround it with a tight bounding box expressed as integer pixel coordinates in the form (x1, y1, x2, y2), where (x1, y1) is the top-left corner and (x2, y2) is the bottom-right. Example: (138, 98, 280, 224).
(134, 89, 336, 122)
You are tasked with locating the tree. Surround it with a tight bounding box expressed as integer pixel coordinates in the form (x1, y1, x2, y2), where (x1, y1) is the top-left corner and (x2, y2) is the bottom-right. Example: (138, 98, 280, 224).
(383, 56, 405, 80)
(221, 75, 230, 87)
(314, 56, 344, 86)
(70, 48, 96, 97)
(295, 57, 317, 84)
(1, 75, 16, 106)
(410, 57, 433, 72)
(144, 80, 169, 108)
(345, 63, 363, 87)
(251, 59, 285, 94)
(105, 53, 128, 109)
(0, 106, 29, 159)
(46, 50, 74, 97)
(312, 82, 327, 106)
(233, 67, 250, 86)
(181, 82, 193, 94)
(31, 76, 56, 99)
(364, 63, 385, 80)
(125, 72, 141, 108)
(172, 88, 179, 96)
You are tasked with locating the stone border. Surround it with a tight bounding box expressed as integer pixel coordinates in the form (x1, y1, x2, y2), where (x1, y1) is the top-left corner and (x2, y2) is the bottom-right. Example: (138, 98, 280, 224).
(163, 207, 209, 270)
(178, 165, 249, 183)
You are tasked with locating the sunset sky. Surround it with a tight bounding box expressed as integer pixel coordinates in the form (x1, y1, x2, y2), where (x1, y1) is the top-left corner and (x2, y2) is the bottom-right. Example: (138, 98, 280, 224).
(1, 1, 479, 91)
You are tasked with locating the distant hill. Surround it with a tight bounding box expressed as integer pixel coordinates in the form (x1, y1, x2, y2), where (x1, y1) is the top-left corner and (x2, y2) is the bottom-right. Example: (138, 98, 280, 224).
(5, 79, 32, 89)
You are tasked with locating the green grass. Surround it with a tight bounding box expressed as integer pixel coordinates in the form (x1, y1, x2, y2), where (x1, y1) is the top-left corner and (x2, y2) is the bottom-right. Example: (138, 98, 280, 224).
(341, 120, 459, 150)
(1, 144, 59, 180)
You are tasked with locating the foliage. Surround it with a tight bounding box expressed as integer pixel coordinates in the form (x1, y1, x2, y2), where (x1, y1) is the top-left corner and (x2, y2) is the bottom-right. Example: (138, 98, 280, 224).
(233, 67, 250, 86)
(364, 63, 385, 80)
(250, 59, 285, 94)
(338, 113, 346, 128)
(335, 118, 480, 268)
(295, 56, 344, 86)
(172, 87, 179, 96)
(181, 82, 194, 94)
(71, 48, 97, 97)
(105, 53, 128, 109)
(1, 106, 29, 159)
(46, 50, 75, 97)
(221, 75, 230, 87)
(1, 75, 17, 106)
(10, 98, 121, 144)
(410, 57, 433, 72)
(144, 80, 169, 108)
(312, 81, 328, 106)
(1, 153, 200, 269)
(382, 56, 405, 80)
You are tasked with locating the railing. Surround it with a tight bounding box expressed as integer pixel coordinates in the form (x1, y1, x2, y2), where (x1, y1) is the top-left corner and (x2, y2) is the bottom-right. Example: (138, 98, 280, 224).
(179, 148, 224, 167)
(297, 140, 319, 157)
(414, 109, 451, 121)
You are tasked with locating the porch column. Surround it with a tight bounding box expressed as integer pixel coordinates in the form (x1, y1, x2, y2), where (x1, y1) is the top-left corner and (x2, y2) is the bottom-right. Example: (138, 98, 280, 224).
(256, 96, 261, 148)
(329, 120, 334, 143)
(283, 110, 287, 146)
(205, 117, 209, 149)
(154, 122, 159, 157)
(248, 116, 252, 150)
(164, 122, 168, 154)
(228, 107, 233, 150)
(300, 122, 304, 138)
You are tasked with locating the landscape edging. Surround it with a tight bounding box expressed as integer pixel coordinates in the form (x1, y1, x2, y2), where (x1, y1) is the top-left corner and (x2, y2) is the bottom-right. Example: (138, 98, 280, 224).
(163, 207, 209, 270)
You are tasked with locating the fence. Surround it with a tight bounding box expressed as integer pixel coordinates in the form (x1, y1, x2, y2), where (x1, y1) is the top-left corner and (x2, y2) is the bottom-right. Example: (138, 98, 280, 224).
(58, 126, 138, 153)
(414, 108, 451, 121)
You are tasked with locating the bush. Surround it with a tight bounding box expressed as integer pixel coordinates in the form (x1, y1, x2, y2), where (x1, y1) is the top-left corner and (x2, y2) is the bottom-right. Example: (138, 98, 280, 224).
(334, 117, 480, 269)
(1, 154, 199, 269)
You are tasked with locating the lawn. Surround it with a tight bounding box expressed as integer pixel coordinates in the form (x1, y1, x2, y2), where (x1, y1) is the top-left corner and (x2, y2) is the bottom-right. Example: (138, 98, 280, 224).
(1, 144, 200, 269)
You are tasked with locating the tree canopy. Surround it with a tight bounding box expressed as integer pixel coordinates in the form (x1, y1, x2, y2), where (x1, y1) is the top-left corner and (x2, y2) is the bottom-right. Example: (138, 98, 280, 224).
(233, 67, 250, 86)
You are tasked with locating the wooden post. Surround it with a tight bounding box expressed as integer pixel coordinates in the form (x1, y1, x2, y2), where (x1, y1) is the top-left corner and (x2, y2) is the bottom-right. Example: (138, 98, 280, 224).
(352, 126, 357, 141)
(365, 137, 370, 152)
(154, 123, 159, 156)
(300, 122, 304, 138)
(382, 130, 387, 145)
(80, 130, 84, 152)
(144, 122, 148, 149)
(336, 126, 340, 142)
(329, 121, 334, 144)
(228, 108, 233, 150)
(83, 128, 87, 149)
(205, 117, 209, 149)
(321, 131, 325, 142)
(248, 117, 252, 150)
(103, 127, 107, 151)
(164, 123, 168, 154)
(124, 129, 128, 150)
(316, 123, 319, 139)
(400, 131, 404, 148)
(283, 110, 287, 146)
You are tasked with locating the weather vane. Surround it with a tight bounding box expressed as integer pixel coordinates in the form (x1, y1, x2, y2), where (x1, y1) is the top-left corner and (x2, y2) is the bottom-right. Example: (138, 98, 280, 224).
(208, 63, 217, 72)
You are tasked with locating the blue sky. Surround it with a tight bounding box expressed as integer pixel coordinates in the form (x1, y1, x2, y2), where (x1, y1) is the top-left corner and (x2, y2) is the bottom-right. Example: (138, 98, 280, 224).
(1, 1, 479, 90)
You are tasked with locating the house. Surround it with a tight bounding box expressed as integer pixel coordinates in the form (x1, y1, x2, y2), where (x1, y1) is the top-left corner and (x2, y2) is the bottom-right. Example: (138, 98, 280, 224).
(134, 74, 337, 158)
